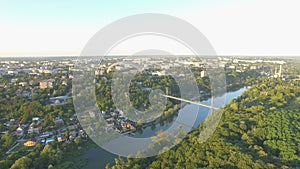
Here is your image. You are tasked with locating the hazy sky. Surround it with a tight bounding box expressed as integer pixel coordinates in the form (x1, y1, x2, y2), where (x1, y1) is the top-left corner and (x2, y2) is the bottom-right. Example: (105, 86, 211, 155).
(0, 0, 300, 57)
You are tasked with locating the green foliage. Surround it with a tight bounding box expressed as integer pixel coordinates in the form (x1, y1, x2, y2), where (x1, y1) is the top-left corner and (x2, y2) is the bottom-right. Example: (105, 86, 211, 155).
(1, 133, 16, 149)
(10, 156, 33, 169)
(108, 80, 300, 169)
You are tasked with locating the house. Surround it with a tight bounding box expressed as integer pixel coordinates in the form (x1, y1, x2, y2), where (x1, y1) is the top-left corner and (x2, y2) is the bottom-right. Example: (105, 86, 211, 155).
(101, 110, 107, 116)
(121, 121, 127, 129)
(5, 119, 17, 127)
(28, 125, 42, 134)
(69, 131, 78, 140)
(18, 82, 28, 87)
(79, 130, 87, 138)
(21, 90, 31, 98)
(13, 126, 24, 137)
(106, 117, 115, 125)
(38, 68, 58, 75)
(218, 63, 226, 68)
(67, 125, 77, 131)
(45, 138, 55, 144)
(49, 96, 70, 106)
(11, 78, 18, 84)
(39, 131, 53, 138)
(120, 121, 136, 131)
(228, 65, 236, 69)
(89, 111, 95, 118)
(16, 126, 23, 135)
(152, 70, 166, 76)
(29, 120, 42, 131)
(129, 124, 136, 131)
(62, 80, 67, 86)
(32, 117, 40, 121)
(39, 79, 54, 89)
(57, 136, 66, 142)
(40, 137, 55, 144)
(200, 70, 208, 78)
(110, 110, 119, 117)
(250, 66, 258, 70)
(8, 70, 18, 75)
(54, 119, 64, 126)
(95, 69, 105, 75)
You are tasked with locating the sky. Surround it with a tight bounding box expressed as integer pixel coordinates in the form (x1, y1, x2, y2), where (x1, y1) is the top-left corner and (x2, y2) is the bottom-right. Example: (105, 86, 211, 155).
(0, 0, 300, 57)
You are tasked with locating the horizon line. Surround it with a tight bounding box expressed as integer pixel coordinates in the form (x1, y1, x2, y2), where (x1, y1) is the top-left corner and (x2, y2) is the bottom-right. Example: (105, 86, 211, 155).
(0, 55, 300, 58)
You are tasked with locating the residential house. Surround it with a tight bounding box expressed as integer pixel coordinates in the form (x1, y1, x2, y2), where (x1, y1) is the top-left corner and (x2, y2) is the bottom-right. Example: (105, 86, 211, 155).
(54, 118, 64, 126)
(39, 79, 54, 89)
(200, 70, 208, 78)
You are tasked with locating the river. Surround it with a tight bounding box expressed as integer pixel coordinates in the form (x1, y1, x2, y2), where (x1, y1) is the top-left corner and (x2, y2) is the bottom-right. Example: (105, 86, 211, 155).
(78, 87, 248, 169)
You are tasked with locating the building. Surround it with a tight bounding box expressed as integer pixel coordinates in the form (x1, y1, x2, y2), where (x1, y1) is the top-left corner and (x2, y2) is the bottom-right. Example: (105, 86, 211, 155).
(152, 70, 166, 76)
(228, 65, 236, 69)
(7, 70, 18, 75)
(54, 118, 64, 126)
(15, 126, 24, 136)
(45, 138, 55, 144)
(28, 125, 42, 134)
(32, 117, 40, 121)
(250, 66, 258, 70)
(88, 111, 96, 118)
(200, 70, 208, 78)
(21, 90, 31, 98)
(18, 82, 28, 86)
(57, 136, 66, 142)
(273, 64, 283, 79)
(11, 78, 18, 84)
(67, 125, 77, 131)
(39, 79, 54, 89)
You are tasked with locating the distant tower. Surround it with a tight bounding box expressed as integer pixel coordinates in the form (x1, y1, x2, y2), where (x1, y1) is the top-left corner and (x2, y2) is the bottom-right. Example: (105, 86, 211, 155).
(274, 64, 283, 79)
(279, 64, 282, 78)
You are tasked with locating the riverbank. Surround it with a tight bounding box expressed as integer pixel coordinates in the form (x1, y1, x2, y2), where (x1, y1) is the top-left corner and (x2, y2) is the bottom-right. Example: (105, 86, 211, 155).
(77, 86, 249, 168)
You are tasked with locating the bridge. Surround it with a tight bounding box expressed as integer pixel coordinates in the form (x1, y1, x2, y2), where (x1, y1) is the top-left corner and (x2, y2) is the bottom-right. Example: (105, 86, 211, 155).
(161, 94, 218, 110)
(160, 94, 218, 130)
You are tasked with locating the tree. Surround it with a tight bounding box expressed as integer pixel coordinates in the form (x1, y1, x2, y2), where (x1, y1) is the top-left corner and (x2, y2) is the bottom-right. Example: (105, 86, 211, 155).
(40, 144, 63, 167)
(0, 160, 12, 169)
(113, 157, 126, 169)
(0, 123, 4, 131)
(10, 156, 32, 169)
(1, 133, 15, 148)
(108, 79, 300, 169)
(65, 130, 70, 139)
(75, 137, 82, 146)
(132, 164, 141, 169)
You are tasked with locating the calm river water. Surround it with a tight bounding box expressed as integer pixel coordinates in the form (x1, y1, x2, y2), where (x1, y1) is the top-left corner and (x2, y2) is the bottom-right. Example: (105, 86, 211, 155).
(78, 87, 248, 169)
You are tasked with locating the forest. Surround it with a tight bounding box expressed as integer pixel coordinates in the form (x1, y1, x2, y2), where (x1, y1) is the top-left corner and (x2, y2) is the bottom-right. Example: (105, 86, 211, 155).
(107, 78, 300, 169)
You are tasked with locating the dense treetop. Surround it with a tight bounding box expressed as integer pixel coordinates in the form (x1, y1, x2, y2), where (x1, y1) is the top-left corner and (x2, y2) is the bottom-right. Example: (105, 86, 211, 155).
(109, 79, 300, 169)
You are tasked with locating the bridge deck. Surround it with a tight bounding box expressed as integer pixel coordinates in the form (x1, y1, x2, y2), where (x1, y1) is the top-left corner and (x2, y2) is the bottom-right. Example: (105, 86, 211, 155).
(161, 94, 218, 110)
